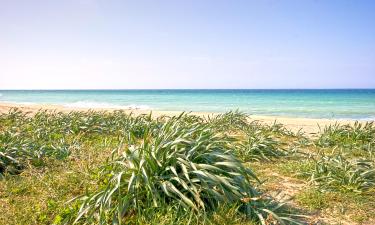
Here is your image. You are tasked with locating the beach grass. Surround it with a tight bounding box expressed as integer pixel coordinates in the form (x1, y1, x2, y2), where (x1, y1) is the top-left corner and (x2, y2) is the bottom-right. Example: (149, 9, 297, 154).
(1, 108, 375, 224)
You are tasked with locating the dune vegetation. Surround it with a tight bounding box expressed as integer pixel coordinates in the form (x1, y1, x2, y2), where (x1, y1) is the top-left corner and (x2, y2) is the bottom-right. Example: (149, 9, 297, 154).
(1, 109, 374, 225)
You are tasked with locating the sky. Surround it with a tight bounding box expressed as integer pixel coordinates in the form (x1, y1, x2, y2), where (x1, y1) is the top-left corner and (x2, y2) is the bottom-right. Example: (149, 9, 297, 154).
(0, 0, 374, 89)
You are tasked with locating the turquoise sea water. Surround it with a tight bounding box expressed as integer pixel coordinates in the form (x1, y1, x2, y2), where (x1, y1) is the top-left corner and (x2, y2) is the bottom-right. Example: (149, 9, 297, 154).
(0, 90, 375, 119)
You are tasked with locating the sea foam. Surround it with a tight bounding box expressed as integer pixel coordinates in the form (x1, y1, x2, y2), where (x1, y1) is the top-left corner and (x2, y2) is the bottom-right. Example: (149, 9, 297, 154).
(0, 100, 37, 106)
(63, 101, 151, 110)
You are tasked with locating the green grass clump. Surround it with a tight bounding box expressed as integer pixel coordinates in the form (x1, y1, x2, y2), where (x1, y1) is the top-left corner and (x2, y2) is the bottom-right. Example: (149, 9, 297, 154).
(305, 154, 375, 193)
(316, 122, 375, 151)
(237, 130, 285, 162)
(0, 127, 73, 174)
(277, 160, 315, 179)
(73, 114, 299, 224)
(3, 108, 375, 224)
(0, 109, 158, 175)
(205, 110, 249, 133)
(295, 188, 329, 210)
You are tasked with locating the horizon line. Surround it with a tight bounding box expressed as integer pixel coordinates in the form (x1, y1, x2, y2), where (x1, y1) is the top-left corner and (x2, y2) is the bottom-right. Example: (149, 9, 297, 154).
(1, 88, 375, 91)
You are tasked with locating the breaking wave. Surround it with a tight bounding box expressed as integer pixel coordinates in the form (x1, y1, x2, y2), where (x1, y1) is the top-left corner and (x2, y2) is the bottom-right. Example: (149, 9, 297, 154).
(63, 101, 151, 110)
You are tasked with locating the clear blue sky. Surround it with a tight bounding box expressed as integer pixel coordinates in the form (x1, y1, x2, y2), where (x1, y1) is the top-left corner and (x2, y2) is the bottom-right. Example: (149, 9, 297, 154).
(0, 0, 374, 89)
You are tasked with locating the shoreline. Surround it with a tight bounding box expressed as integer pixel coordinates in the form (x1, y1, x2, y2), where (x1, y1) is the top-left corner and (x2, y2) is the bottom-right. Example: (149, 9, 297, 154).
(0, 102, 370, 135)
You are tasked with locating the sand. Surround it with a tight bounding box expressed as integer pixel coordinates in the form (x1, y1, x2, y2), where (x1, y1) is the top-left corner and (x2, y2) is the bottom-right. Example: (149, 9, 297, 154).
(0, 102, 367, 135)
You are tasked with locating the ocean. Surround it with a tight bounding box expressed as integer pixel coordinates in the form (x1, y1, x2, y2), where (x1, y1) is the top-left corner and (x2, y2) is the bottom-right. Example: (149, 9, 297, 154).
(0, 89, 374, 120)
